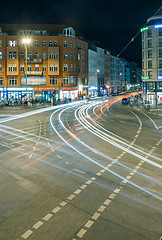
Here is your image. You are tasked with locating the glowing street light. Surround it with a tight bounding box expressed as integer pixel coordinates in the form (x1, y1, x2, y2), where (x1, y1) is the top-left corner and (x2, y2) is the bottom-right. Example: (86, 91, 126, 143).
(22, 38, 31, 99)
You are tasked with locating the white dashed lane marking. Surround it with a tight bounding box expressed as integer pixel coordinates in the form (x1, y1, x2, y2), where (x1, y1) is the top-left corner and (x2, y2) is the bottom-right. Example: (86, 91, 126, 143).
(52, 206, 61, 214)
(21, 230, 33, 239)
(33, 221, 43, 229)
(43, 213, 53, 221)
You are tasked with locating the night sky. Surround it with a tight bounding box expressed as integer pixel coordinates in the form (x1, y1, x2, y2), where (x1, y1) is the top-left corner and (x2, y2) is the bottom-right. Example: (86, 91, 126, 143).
(0, 0, 161, 66)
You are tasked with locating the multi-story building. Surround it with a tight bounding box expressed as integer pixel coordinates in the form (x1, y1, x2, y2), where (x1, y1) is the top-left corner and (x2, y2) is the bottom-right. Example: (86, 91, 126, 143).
(110, 55, 120, 94)
(104, 50, 111, 94)
(141, 11, 162, 104)
(88, 47, 98, 97)
(0, 24, 88, 102)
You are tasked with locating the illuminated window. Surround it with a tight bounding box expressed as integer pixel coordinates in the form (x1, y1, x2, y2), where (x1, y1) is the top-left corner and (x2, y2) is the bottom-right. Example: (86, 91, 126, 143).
(9, 77, 17, 85)
(0, 64, 2, 72)
(28, 65, 32, 71)
(64, 52, 68, 59)
(70, 64, 73, 72)
(50, 64, 53, 72)
(64, 64, 68, 72)
(43, 66, 46, 72)
(50, 76, 57, 85)
(49, 41, 52, 47)
(63, 76, 69, 84)
(13, 52, 17, 59)
(54, 41, 57, 47)
(35, 52, 39, 59)
(35, 65, 39, 71)
(70, 42, 73, 48)
(54, 52, 57, 59)
(42, 52, 46, 59)
(13, 64, 17, 72)
(64, 41, 67, 48)
(20, 65, 24, 72)
(0, 40, 2, 47)
(8, 64, 12, 72)
(78, 54, 80, 60)
(49, 52, 53, 59)
(70, 53, 73, 60)
(54, 64, 58, 72)
(35, 40, 39, 47)
(20, 52, 24, 59)
(8, 52, 12, 59)
(27, 52, 32, 60)
(42, 41, 46, 47)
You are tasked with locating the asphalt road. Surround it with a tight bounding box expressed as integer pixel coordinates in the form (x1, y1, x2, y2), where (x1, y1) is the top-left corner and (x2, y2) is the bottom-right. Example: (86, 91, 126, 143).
(0, 96, 162, 240)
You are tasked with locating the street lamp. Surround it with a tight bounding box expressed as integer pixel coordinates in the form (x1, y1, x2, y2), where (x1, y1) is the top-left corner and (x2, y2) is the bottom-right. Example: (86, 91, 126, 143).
(22, 38, 31, 100)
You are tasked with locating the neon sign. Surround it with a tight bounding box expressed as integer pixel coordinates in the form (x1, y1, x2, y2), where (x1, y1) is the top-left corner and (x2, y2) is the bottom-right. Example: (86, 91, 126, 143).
(140, 27, 149, 32)
(141, 76, 149, 80)
(155, 25, 162, 29)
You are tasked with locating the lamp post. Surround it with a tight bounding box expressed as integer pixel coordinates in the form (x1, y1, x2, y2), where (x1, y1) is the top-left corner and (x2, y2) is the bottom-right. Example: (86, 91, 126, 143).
(22, 38, 31, 100)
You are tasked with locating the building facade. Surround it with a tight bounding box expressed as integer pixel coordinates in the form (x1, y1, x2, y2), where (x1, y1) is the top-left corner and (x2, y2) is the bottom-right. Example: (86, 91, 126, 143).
(0, 24, 88, 102)
(141, 12, 162, 104)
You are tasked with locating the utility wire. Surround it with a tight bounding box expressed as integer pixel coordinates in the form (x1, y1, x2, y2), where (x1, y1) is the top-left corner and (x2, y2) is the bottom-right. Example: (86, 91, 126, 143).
(117, 5, 162, 58)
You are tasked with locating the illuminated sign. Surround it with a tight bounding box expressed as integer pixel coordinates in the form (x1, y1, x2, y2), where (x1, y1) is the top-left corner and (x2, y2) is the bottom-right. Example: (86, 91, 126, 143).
(158, 76, 162, 80)
(155, 25, 162, 29)
(141, 76, 149, 80)
(140, 27, 149, 32)
(21, 76, 46, 85)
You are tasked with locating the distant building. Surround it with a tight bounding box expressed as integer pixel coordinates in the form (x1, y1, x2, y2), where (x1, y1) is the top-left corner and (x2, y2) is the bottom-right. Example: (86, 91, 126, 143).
(141, 11, 162, 104)
(88, 47, 98, 97)
(0, 24, 88, 102)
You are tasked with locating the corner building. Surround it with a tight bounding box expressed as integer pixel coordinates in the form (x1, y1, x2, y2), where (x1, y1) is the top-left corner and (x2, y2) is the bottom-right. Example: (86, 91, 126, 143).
(0, 24, 88, 102)
(141, 12, 162, 104)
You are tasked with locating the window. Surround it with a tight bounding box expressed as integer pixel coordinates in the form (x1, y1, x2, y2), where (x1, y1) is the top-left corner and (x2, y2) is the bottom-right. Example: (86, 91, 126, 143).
(13, 64, 17, 72)
(35, 52, 39, 59)
(49, 41, 52, 47)
(20, 65, 24, 72)
(81, 65, 85, 73)
(148, 60, 152, 69)
(78, 65, 80, 72)
(43, 66, 46, 72)
(63, 76, 69, 84)
(8, 64, 12, 72)
(147, 29, 152, 37)
(74, 65, 76, 72)
(0, 40, 2, 47)
(64, 64, 68, 72)
(8, 52, 12, 59)
(54, 41, 57, 47)
(148, 50, 152, 58)
(70, 64, 73, 72)
(64, 41, 67, 48)
(13, 52, 17, 59)
(9, 40, 16, 47)
(148, 39, 152, 48)
(74, 43, 75, 49)
(49, 52, 53, 59)
(28, 66, 32, 71)
(64, 52, 68, 59)
(81, 54, 84, 61)
(0, 64, 2, 72)
(0, 77, 3, 85)
(35, 65, 39, 71)
(35, 41, 39, 47)
(20, 52, 24, 59)
(74, 54, 76, 60)
(27, 52, 32, 60)
(0, 51, 2, 59)
(159, 49, 162, 58)
(54, 52, 57, 59)
(42, 41, 46, 47)
(54, 64, 58, 72)
(9, 77, 17, 85)
(50, 64, 53, 72)
(70, 53, 73, 60)
(50, 76, 57, 85)
(70, 42, 73, 48)
(78, 54, 80, 60)
(159, 38, 162, 47)
(159, 60, 162, 68)
(42, 52, 46, 60)
(159, 29, 162, 36)
(148, 71, 152, 78)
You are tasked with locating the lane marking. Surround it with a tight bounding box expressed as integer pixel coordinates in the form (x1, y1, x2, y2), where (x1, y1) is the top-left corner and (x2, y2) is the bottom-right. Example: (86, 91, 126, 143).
(67, 194, 75, 200)
(74, 189, 82, 195)
(92, 212, 101, 220)
(52, 206, 61, 213)
(76, 228, 87, 238)
(98, 205, 106, 212)
(104, 199, 111, 206)
(43, 213, 53, 221)
(84, 220, 94, 228)
(74, 169, 85, 174)
(21, 230, 33, 239)
(60, 201, 67, 207)
(80, 184, 87, 189)
(33, 221, 43, 229)
(109, 193, 116, 199)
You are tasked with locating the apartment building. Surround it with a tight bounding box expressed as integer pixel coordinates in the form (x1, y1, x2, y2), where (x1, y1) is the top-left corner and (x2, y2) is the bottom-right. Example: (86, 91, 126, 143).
(0, 24, 88, 102)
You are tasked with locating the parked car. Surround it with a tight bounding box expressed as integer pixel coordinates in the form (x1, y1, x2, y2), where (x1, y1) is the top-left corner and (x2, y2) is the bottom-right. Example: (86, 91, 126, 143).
(122, 97, 130, 104)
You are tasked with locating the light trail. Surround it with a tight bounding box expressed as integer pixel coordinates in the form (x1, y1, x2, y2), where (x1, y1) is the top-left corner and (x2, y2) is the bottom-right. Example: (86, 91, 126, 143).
(50, 109, 162, 201)
(75, 104, 162, 166)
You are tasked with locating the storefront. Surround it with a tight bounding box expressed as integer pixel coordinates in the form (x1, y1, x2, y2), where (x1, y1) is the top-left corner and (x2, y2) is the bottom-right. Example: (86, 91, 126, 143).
(0, 87, 33, 101)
